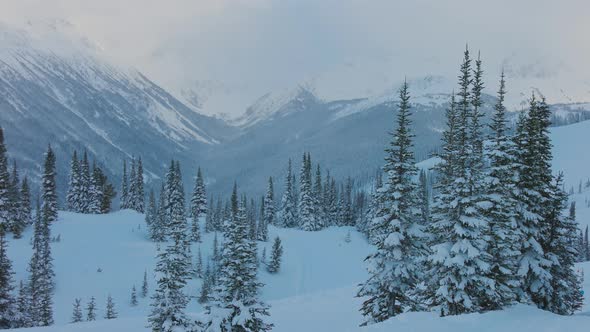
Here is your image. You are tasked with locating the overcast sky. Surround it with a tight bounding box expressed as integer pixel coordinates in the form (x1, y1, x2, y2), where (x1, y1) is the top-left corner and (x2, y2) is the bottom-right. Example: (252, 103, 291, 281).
(2, 0, 590, 116)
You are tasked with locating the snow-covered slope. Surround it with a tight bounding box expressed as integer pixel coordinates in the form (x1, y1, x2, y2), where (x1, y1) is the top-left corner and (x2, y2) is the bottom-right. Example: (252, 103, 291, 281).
(8, 210, 590, 332)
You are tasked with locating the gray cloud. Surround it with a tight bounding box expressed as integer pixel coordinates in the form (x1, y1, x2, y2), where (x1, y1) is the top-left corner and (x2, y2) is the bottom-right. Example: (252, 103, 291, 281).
(2, 0, 590, 115)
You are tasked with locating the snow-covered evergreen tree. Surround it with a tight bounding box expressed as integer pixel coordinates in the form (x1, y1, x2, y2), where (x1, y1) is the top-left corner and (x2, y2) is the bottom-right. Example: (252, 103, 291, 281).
(130, 286, 138, 306)
(105, 295, 117, 319)
(19, 177, 32, 228)
(14, 280, 30, 328)
(481, 72, 521, 309)
(148, 161, 192, 332)
(66, 151, 82, 212)
(427, 48, 493, 316)
(120, 160, 129, 210)
(71, 298, 83, 323)
(259, 177, 274, 241)
(191, 167, 208, 222)
(0, 128, 11, 236)
(9, 162, 26, 238)
(546, 174, 584, 315)
(358, 80, 428, 324)
(87, 161, 104, 214)
(279, 159, 297, 228)
(142, 270, 149, 298)
(417, 170, 430, 226)
(267, 236, 283, 274)
(298, 153, 318, 231)
(28, 145, 56, 327)
(135, 157, 145, 213)
(86, 296, 96, 321)
(513, 95, 554, 310)
(196, 186, 272, 332)
(146, 189, 159, 241)
(0, 234, 15, 328)
(79, 151, 91, 213)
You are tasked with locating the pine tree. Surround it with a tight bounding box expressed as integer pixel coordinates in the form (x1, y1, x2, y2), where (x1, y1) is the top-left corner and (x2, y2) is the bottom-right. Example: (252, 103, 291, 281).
(279, 159, 297, 228)
(155, 183, 167, 242)
(267, 237, 283, 274)
(86, 296, 96, 321)
(15, 280, 30, 328)
(259, 177, 274, 241)
(481, 72, 521, 310)
(191, 167, 208, 222)
(135, 157, 145, 213)
(198, 264, 212, 304)
(0, 128, 11, 236)
(148, 161, 191, 331)
(128, 158, 137, 212)
(146, 189, 158, 241)
(585, 225, 590, 261)
(197, 186, 272, 332)
(87, 161, 104, 214)
(546, 174, 584, 314)
(513, 95, 554, 310)
(427, 48, 492, 316)
(71, 298, 83, 323)
(26, 145, 57, 327)
(120, 160, 129, 210)
(298, 153, 318, 231)
(19, 177, 32, 228)
(130, 286, 138, 306)
(358, 80, 428, 324)
(66, 151, 82, 212)
(0, 234, 15, 328)
(105, 295, 117, 319)
(313, 164, 325, 226)
(189, 168, 206, 240)
(79, 151, 91, 213)
(9, 162, 26, 238)
(248, 198, 257, 241)
(142, 270, 149, 298)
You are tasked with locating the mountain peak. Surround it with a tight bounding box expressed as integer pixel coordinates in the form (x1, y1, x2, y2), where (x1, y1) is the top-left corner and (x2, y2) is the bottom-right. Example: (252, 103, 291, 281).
(230, 85, 321, 128)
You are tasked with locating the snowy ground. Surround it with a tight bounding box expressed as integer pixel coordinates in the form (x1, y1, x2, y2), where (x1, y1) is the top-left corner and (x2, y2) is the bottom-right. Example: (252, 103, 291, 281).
(7, 209, 590, 331)
(9, 119, 590, 331)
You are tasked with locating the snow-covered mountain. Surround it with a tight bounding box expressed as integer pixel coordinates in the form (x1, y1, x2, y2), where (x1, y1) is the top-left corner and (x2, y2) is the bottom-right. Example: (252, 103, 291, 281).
(4, 19, 590, 200)
(0, 20, 233, 195)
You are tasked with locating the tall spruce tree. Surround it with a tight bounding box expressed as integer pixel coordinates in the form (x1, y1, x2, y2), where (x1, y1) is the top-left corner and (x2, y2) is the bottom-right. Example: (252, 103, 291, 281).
(481, 72, 521, 309)
(0, 234, 15, 328)
(197, 186, 272, 332)
(358, 80, 428, 324)
(267, 236, 283, 274)
(427, 48, 492, 316)
(86, 296, 96, 321)
(120, 160, 129, 210)
(298, 153, 318, 231)
(546, 174, 584, 315)
(71, 298, 83, 323)
(79, 151, 91, 213)
(513, 95, 554, 310)
(259, 177, 274, 241)
(66, 151, 81, 212)
(0, 128, 11, 235)
(148, 161, 191, 331)
(135, 157, 145, 213)
(279, 159, 297, 228)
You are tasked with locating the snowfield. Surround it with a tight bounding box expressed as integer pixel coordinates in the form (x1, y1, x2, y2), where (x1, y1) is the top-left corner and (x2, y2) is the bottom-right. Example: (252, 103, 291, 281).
(7, 208, 590, 331)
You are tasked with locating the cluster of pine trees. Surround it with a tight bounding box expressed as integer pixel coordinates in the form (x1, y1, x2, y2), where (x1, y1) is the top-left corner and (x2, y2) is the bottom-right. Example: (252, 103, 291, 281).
(277, 155, 365, 231)
(358, 48, 584, 326)
(71, 295, 117, 323)
(145, 162, 205, 243)
(120, 158, 145, 213)
(66, 151, 116, 214)
(142, 157, 274, 331)
(0, 128, 56, 328)
(0, 150, 32, 240)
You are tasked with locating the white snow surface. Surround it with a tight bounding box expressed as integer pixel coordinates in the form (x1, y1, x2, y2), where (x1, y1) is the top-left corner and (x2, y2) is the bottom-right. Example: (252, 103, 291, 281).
(7, 208, 590, 331)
